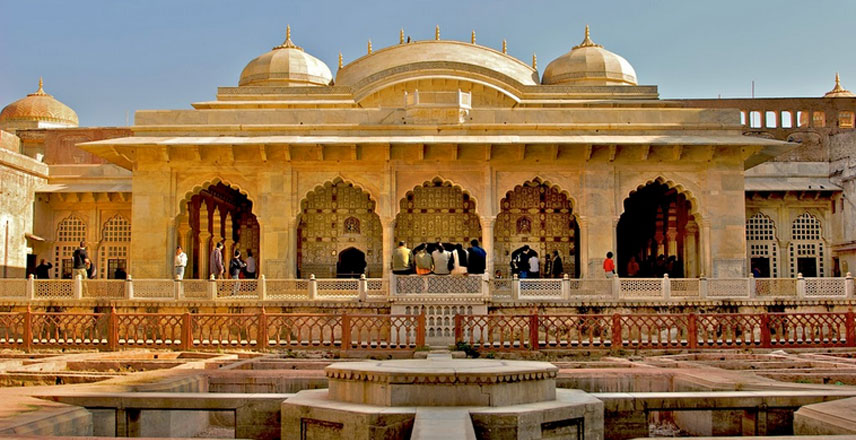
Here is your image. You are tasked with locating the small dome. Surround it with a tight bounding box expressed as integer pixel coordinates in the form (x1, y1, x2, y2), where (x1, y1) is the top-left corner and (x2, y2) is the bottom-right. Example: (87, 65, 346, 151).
(542, 26, 637, 86)
(0, 78, 78, 128)
(824, 73, 855, 98)
(239, 26, 333, 87)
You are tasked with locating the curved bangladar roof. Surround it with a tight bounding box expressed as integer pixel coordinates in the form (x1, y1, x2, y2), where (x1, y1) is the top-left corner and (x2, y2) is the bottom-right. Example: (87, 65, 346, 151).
(335, 40, 540, 103)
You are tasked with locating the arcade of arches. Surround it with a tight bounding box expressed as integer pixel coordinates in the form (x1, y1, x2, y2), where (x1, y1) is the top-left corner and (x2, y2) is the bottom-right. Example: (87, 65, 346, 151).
(617, 181, 700, 278)
(175, 183, 259, 279)
(746, 211, 830, 277)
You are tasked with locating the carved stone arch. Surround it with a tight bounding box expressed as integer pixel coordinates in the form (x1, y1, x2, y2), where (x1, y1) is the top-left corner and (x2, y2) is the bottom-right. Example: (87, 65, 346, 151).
(789, 211, 827, 277)
(394, 177, 481, 247)
(495, 177, 579, 278)
(100, 213, 131, 242)
(176, 177, 256, 219)
(746, 211, 780, 278)
(622, 175, 702, 220)
(355, 74, 521, 107)
(297, 178, 382, 278)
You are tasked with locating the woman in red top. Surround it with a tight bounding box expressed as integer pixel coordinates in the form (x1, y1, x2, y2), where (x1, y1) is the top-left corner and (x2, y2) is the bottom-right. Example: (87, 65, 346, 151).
(603, 252, 615, 278)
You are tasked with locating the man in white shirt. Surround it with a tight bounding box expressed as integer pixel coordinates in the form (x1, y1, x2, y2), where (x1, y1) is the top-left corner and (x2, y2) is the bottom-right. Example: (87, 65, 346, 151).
(528, 253, 540, 278)
(245, 249, 257, 279)
(431, 243, 452, 275)
(174, 246, 188, 280)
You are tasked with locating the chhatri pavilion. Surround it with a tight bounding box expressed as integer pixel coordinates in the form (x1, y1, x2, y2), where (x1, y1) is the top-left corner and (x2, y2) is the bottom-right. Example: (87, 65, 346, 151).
(0, 25, 795, 281)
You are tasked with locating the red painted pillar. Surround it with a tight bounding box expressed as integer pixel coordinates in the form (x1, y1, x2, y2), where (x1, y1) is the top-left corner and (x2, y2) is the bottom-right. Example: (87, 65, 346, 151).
(611, 313, 622, 349)
(760, 313, 771, 348)
(529, 312, 540, 350)
(846, 309, 855, 347)
(687, 313, 698, 349)
(257, 308, 268, 350)
(107, 306, 118, 351)
(181, 312, 192, 351)
(341, 313, 351, 352)
(454, 315, 463, 345)
(23, 307, 32, 352)
(416, 312, 426, 347)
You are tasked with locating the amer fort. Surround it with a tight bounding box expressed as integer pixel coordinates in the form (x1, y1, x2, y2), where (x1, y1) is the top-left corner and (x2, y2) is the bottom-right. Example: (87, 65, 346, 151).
(5, 18, 856, 440)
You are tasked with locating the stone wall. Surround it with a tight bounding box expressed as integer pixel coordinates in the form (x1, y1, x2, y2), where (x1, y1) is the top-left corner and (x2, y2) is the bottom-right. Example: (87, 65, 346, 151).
(0, 147, 47, 278)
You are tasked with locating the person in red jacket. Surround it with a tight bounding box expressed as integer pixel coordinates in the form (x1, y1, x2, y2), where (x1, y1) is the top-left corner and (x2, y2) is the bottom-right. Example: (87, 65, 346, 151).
(603, 252, 616, 278)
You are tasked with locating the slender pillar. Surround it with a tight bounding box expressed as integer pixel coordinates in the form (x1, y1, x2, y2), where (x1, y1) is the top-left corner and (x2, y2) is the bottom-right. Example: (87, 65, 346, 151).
(224, 210, 234, 258)
(198, 200, 211, 279)
(684, 223, 699, 278)
(577, 216, 589, 278)
(287, 219, 298, 278)
(381, 217, 395, 279)
(700, 219, 712, 277)
(481, 216, 496, 276)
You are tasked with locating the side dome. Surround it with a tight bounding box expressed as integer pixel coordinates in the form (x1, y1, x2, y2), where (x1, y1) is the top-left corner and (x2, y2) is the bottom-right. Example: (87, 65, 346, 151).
(239, 26, 333, 87)
(0, 78, 78, 129)
(824, 73, 855, 98)
(542, 26, 637, 86)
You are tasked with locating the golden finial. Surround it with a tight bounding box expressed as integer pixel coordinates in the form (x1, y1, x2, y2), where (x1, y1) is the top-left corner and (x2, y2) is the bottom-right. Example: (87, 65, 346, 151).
(338, 52, 343, 69)
(367, 39, 372, 54)
(400, 28, 405, 44)
(532, 53, 537, 69)
(836, 72, 842, 87)
(825, 72, 855, 97)
(573, 24, 603, 49)
(37, 77, 45, 95)
(502, 39, 507, 54)
(435, 25, 440, 40)
(471, 30, 476, 44)
(273, 24, 303, 50)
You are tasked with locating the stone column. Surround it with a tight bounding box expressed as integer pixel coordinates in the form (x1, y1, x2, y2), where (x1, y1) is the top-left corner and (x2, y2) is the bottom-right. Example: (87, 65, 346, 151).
(224, 209, 234, 258)
(700, 219, 712, 277)
(198, 200, 211, 279)
(480, 216, 496, 276)
(684, 223, 699, 278)
(287, 219, 298, 278)
(576, 216, 589, 278)
(381, 217, 394, 280)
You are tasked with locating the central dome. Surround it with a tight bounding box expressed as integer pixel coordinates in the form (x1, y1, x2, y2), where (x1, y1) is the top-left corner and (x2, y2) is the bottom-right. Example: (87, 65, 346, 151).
(542, 26, 637, 86)
(239, 26, 333, 87)
(335, 40, 540, 90)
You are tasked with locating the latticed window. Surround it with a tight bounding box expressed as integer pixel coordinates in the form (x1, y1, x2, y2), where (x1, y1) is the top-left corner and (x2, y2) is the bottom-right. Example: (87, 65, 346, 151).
(100, 215, 130, 278)
(54, 216, 87, 278)
(789, 213, 825, 277)
(746, 213, 779, 277)
(102, 215, 131, 242)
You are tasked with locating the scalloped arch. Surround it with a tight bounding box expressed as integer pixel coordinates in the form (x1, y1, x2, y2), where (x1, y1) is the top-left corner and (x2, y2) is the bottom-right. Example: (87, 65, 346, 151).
(176, 177, 256, 218)
(300, 177, 379, 211)
(500, 177, 577, 212)
(623, 176, 701, 219)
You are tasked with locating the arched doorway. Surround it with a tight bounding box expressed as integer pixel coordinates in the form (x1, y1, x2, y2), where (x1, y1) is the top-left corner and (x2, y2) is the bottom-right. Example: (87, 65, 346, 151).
(297, 179, 381, 278)
(746, 212, 779, 278)
(394, 178, 481, 249)
(617, 180, 700, 278)
(176, 182, 259, 279)
(337, 247, 367, 278)
(789, 212, 826, 277)
(495, 179, 579, 278)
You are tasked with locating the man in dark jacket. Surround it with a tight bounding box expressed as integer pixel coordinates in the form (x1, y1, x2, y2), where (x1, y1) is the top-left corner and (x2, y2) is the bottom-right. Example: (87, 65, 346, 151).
(466, 239, 486, 274)
(34, 259, 53, 279)
(72, 241, 89, 280)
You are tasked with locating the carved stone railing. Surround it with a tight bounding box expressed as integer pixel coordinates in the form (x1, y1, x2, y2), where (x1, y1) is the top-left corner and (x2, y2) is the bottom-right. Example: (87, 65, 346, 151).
(0, 273, 854, 303)
(0, 309, 425, 351)
(456, 311, 856, 351)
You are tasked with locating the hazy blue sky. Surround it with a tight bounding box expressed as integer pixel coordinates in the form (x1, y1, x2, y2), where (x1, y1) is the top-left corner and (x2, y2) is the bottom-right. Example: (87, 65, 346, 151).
(1, 1, 854, 126)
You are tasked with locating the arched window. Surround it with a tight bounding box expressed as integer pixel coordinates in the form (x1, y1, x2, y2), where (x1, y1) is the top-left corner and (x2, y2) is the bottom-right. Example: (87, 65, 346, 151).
(789, 213, 825, 277)
(746, 213, 778, 277)
(54, 216, 87, 279)
(100, 215, 130, 279)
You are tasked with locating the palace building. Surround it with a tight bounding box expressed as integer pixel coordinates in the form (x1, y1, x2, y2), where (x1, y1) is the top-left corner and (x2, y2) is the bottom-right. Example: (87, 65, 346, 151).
(7, 25, 855, 283)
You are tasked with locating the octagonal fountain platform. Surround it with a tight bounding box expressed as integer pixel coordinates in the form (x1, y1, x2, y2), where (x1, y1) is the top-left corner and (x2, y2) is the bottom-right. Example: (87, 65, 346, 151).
(281, 353, 603, 439)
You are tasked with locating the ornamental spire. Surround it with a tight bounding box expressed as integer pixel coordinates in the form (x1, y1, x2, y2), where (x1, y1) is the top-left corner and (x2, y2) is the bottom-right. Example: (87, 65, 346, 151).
(825, 72, 855, 97)
(502, 39, 507, 54)
(573, 24, 602, 49)
(532, 53, 537, 69)
(400, 28, 405, 44)
(367, 39, 372, 54)
(273, 24, 303, 51)
(435, 25, 440, 40)
(30, 77, 48, 96)
(471, 30, 476, 44)
(338, 52, 343, 69)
